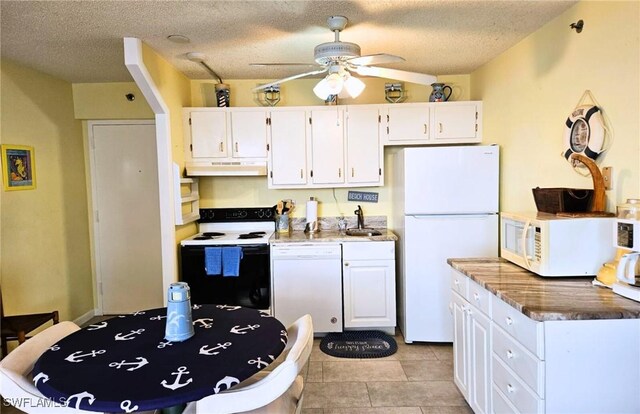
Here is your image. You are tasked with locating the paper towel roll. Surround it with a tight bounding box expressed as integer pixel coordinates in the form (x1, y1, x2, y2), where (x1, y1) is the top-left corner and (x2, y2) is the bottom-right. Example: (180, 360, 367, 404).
(306, 197, 318, 223)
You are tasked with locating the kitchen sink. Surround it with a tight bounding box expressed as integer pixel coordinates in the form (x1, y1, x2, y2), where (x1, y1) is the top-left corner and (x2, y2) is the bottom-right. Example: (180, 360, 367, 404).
(345, 228, 382, 237)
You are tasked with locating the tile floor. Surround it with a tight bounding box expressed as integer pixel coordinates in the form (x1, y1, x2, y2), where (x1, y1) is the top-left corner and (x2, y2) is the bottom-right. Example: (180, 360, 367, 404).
(1, 317, 471, 414)
(299, 333, 472, 414)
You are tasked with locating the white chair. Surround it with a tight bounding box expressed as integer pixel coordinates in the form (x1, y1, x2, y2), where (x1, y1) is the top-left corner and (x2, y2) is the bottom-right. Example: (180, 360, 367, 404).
(0, 321, 99, 413)
(183, 314, 314, 414)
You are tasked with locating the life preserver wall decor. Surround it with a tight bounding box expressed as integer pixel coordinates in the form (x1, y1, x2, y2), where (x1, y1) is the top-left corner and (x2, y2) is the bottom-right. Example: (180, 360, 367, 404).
(562, 90, 610, 170)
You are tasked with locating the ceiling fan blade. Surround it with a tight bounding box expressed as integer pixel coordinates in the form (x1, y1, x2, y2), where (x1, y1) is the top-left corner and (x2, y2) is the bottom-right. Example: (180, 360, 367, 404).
(347, 53, 405, 66)
(355, 66, 437, 85)
(250, 63, 319, 67)
(252, 68, 328, 91)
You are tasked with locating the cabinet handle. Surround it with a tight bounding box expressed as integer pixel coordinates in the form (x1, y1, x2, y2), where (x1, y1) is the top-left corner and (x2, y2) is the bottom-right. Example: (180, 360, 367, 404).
(473, 292, 480, 301)
(506, 349, 514, 359)
(423, 123, 427, 134)
(219, 142, 224, 152)
(344, 262, 349, 267)
(507, 384, 515, 393)
(331, 317, 338, 324)
(439, 122, 443, 133)
(338, 168, 342, 178)
(506, 317, 513, 326)
(454, 279, 459, 285)
(300, 169, 303, 179)
(351, 168, 355, 178)
(235, 142, 239, 152)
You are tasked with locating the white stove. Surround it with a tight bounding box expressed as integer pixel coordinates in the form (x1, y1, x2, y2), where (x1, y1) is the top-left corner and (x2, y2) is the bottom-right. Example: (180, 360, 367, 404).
(180, 207, 276, 247)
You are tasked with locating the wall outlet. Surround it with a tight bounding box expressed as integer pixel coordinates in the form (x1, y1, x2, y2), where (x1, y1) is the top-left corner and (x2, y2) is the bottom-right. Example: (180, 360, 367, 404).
(603, 166, 613, 190)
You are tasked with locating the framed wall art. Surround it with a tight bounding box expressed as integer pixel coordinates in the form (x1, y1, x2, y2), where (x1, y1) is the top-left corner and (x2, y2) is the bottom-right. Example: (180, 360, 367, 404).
(2, 144, 36, 191)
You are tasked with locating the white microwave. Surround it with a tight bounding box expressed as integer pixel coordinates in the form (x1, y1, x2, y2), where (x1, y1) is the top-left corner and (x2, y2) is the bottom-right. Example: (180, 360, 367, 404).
(500, 212, 616, 277)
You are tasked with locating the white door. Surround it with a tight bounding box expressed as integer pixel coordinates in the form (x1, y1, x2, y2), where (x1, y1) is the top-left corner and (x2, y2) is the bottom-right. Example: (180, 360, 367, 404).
(343, 259, 395, 328)
(310, 108, 345, 185)
(229, 109, 268, 158)
(387, 104, 430, 142)
(346, 107, 381, 184)
(89, 121, 164, 314)
(189, 110, 228, 159)
(403, 214, 498, 342)
(269, 109, 307, 186)
(433, 103, 478, 141)
(403, 145, 499, 215)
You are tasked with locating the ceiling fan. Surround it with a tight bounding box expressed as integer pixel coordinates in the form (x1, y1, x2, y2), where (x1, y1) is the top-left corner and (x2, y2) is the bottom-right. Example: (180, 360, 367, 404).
(251, 16, 437, 99)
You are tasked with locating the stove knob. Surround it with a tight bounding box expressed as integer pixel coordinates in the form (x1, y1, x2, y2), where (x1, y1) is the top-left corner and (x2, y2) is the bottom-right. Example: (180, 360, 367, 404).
(257, 210, 264, 218)
(265, 209, 273, 218)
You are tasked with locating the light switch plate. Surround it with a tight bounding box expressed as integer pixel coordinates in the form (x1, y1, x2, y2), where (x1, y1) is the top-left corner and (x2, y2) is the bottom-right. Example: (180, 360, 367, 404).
(603, 166, 612, 190)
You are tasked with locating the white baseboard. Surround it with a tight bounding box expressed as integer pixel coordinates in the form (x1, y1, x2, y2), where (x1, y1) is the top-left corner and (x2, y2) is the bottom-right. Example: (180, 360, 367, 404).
(73, 308, 97, 327)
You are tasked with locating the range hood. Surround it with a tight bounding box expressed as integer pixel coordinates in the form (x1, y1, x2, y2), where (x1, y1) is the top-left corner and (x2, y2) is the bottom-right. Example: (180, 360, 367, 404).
(185, 161, 267, 176)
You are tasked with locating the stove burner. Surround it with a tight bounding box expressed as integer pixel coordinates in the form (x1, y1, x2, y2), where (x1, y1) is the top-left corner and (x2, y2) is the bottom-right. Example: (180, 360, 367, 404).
(202, 232, 225, 237)
(238, 233, 264, 239)
(193, 236, 210, 240)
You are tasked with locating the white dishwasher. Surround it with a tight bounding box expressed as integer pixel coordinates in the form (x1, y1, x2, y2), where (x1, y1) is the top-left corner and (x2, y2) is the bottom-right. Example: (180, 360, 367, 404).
(271, 243, 342, 333)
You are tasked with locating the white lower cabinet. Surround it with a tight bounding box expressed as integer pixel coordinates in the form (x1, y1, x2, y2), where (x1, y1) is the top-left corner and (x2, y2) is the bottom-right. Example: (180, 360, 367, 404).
(450, 268, 640, 414)
(452, 282, 491, 414)
(342, 241, 396, 329)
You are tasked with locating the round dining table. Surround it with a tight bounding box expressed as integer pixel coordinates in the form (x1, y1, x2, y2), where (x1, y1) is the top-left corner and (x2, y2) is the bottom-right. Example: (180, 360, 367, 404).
(33, 304, 288, 413)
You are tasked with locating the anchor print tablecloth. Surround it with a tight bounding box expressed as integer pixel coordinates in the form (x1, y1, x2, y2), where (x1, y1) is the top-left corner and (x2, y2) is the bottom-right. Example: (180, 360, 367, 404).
(33, 305, 288, 413)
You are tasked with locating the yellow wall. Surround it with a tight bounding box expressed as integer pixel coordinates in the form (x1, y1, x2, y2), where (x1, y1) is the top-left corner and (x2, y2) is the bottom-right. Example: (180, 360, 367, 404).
(191, 75, 470, 221)
(0, 60, 93, 324)
(471, 1, 640, 212)
(72, 82, 154, 119)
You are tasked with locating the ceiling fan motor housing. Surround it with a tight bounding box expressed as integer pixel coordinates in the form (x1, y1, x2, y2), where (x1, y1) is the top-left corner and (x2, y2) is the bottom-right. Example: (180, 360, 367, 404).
(314, 42, 361, 65)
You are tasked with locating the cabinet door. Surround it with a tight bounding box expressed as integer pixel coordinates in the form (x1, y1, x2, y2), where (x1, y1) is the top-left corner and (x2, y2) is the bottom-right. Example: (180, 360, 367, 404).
(269, 109, 307, 187)
(452, 291, 470, 399)
(189, 110, 227, 158)
(469, 305, 492, 414)
(229, 109, 268, 158)
(310, 109, 345, 185)
(343, 259, 395, 328)
(433, 103, 479, 141)
(346, 107, 382, 185)
(387, 104, 430, 142)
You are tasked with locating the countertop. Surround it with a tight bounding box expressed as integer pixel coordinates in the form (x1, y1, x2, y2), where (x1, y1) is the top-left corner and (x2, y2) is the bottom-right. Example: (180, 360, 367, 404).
(270, 229, 398, 243)
(447, 258, 640, 321)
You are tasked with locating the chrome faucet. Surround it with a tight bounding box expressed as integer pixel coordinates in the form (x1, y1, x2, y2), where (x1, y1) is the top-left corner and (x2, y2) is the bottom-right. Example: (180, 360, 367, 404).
(355, 205, 365, 229)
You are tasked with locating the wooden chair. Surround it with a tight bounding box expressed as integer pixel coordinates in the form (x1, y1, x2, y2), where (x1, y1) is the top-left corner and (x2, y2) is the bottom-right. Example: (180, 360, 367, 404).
(1, 285, 59, 358)
(183, 314, 314, 414)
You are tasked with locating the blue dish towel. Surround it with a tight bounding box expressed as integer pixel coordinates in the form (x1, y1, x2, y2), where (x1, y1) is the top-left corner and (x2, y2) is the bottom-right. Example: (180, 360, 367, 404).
(222, 247, 243, 277)
(204, 247, 222, 276)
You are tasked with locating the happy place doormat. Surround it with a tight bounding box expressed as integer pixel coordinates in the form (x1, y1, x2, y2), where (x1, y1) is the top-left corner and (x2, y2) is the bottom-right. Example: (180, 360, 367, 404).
(319, 330, 397, 358)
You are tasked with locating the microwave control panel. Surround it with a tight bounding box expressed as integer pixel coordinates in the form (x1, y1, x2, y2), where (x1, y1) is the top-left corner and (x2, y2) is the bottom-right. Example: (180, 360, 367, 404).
(617, 220, 639, 250)
(533, 226, 542, 262)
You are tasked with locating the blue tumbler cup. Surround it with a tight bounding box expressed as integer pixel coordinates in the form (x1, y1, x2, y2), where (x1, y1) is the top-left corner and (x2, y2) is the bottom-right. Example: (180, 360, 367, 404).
(165, 282, 195, 342)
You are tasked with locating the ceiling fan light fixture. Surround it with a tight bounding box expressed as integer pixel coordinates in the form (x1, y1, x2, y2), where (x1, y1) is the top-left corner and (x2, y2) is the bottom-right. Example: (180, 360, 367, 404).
(343, 75, 365, 98)
(313, 78, 332, 100)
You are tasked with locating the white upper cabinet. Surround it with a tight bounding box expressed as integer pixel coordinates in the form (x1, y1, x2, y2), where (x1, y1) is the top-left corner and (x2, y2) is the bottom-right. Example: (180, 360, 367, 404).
(188, 109, 228, 159)
(345, 105, 382, 185)
(384, 103, 430, 143)
(229, 109, 269, 158)
(309, 108, 345, 186)
(183, 107, 269, 164)
(433, 102, 480, 141)
(268, 108, 308, 188)
(382, 101, 482, 145)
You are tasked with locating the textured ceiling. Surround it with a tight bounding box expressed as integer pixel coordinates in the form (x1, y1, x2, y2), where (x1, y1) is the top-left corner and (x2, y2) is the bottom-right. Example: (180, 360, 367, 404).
(1, 0, 577, 83)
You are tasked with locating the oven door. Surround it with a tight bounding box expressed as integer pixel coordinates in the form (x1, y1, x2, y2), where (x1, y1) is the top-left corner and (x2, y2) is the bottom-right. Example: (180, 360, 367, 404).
(180, 244, 270, 310)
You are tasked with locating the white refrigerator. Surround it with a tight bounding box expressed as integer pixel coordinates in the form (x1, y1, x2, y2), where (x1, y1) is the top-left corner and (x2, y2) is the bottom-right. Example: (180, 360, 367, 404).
(393, 145, 499, 343)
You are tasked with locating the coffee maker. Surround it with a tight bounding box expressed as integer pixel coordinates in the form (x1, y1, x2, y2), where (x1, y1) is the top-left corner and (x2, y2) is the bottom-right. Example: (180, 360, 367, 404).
(612, 199, 640, 302)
